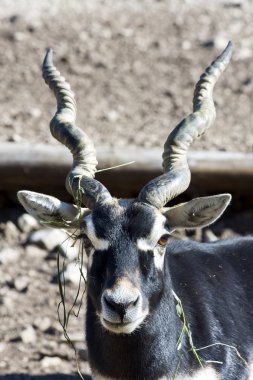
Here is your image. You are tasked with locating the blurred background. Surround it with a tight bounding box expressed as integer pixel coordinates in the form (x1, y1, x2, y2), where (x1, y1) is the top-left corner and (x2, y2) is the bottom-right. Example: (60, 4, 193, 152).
(0, 0, 253, 152)
(0, 0, 252, 378)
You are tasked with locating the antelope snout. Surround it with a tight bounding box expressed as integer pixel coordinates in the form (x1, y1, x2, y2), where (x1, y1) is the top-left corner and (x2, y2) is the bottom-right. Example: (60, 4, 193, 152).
(100, 279, 147, 334)
(103, 289, 140, 321)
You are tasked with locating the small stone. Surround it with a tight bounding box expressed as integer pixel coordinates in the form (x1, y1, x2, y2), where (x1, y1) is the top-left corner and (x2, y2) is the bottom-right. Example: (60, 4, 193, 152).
(221, 228, 239, 239)
(2, 115, 12, 127)
(101, 28, 112, 39)
(0, 361, 7, 369)
(213, 36, 229, 50)
(33, 316, 52, 332)
(106, 110, 119, 122)
(60, 332, 84, 343)
(0, 342, 7, 353)
(182, 40, 191, 50)
(13, 32, 27, 41)
(235, 47, 253, 61)
(20, 325, 37, 344)
(0, 248, 20, 264)
(14, 276, 29, 292)
(8, 134, 22, 142)
(25, 245, 48, 259)
(120, 28, 134, 37)
(61, 262, 87, 285)
(28, 107, 42, 118)
(3, 296, 14, 311)
(0, 285, 9, 296)
(42, 340, 58, 351)
(41, 356, 63, 369)
(58, 239, 79, 260)
(28, 269, 40, 277)
(18, 213, 39, 233)
(5, 221, 20, 241)
(80, 31, 89, 41)
(28, 229, 68, 251)
(203, 229, 218, 242)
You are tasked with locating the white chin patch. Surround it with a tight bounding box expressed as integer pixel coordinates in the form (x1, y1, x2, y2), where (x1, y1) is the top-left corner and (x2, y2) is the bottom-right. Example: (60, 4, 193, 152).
(157, 366, 220, 380)
(92, 366, 220, 380)
(100, 315, 147, 334)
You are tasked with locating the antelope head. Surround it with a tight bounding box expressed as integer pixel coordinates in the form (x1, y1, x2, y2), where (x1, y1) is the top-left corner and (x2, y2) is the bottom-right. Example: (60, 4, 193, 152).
(18, 43, 232, 334)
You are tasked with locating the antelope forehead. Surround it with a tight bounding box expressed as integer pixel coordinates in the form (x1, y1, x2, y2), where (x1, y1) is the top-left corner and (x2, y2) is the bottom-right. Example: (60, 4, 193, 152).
(84, 206, 167, 250)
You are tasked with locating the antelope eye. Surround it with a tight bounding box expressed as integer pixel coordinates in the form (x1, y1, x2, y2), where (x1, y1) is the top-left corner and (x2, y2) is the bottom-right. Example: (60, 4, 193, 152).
(157, 234, 170, 246)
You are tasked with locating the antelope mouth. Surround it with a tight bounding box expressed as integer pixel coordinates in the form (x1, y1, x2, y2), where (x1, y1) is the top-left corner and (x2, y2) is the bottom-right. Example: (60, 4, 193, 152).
(101, 315, 147, 334)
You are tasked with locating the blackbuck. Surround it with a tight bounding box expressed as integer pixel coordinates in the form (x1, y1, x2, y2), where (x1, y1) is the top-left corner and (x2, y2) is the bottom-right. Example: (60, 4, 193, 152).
(18, 42, 253, 380)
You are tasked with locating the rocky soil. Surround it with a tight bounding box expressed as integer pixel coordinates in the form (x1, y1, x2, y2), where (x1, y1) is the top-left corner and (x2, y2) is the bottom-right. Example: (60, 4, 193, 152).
(0, 0, 253, 153)
(0, 209, 91, 378)
(1, 0, 253, 379)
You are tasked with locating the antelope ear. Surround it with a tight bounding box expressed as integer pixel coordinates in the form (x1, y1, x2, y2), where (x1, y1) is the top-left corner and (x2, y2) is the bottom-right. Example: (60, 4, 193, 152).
(162, 194, 231, 230)
(17, 190, 90, 228)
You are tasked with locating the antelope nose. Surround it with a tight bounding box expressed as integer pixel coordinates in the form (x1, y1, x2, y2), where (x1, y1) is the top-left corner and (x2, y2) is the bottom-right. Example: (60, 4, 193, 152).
(103, 291, 140, 321)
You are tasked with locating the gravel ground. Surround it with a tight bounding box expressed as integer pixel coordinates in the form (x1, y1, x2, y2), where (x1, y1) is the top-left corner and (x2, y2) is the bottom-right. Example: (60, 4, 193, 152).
(0, 209, 91, 377)
(0, 0, 253, 153)
(1, 1, 253, 378)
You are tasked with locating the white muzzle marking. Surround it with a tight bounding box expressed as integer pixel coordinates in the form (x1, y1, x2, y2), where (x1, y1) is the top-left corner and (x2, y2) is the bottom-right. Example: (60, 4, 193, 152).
(100, 279, 148, 334)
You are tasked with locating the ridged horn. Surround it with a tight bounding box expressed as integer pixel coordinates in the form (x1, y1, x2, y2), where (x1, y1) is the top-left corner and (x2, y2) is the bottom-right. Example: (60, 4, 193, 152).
(138, 41, 233, 209)
(42, 49, 112, 209)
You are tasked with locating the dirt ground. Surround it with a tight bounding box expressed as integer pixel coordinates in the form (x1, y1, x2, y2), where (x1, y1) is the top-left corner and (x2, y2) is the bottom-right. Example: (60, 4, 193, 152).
(0, 207, 92, 378)
(0, 0, 253, 379)
(0, 0, 253, 153)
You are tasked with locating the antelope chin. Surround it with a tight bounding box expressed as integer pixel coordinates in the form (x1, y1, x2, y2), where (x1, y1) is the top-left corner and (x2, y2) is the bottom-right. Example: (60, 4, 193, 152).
(101, 315, 147, 334)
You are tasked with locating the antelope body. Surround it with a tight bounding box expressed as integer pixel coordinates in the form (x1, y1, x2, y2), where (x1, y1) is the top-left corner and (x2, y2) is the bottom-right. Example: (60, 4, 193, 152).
(18, 42, 253, 380)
